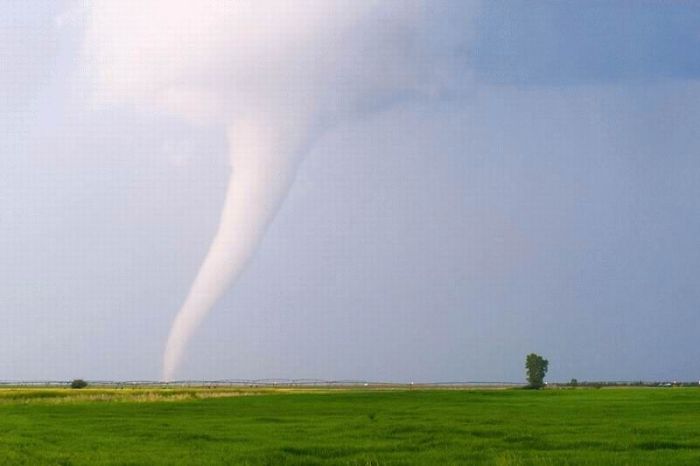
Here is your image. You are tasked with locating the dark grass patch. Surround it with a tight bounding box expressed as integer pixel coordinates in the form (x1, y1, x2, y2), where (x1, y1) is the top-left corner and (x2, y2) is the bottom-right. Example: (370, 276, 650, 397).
(469, 429, 506, 438)
(636, 440, 697, 451)
(254, 417, 290, 423)
(280, 445, 363, 459)
(502, 434, 553, 450)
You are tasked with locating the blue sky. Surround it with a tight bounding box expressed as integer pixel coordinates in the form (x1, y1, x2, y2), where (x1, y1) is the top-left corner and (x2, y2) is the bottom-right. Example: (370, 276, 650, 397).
(1, 1, 699, 382)
(473, 1, 700, 85)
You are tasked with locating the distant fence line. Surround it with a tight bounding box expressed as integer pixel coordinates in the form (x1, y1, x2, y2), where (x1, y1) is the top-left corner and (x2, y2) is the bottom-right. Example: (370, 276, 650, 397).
(0, 379, 528, 388)
(0, 379, 698, 388)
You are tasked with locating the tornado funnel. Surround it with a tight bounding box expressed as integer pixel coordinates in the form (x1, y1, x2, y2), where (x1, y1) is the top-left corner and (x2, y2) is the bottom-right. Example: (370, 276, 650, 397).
(162, 118, 307, 381)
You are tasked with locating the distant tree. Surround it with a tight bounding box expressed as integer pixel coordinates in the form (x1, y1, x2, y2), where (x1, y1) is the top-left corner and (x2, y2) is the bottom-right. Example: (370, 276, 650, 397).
(525, 353, 549, 388)
(70, 379, 88, 389)
(570, 378, 578, 387)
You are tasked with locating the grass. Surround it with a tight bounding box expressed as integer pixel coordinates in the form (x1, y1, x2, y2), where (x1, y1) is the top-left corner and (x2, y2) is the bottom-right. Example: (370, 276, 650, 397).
(0, 387, 698, 465)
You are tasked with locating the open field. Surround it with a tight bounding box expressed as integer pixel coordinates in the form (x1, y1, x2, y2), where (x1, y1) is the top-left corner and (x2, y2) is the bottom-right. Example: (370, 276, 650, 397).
(0, 387, 699, 465)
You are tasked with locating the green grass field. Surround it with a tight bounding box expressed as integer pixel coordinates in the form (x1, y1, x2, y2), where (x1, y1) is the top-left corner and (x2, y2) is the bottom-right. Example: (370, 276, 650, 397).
(0, 387, 698, 465)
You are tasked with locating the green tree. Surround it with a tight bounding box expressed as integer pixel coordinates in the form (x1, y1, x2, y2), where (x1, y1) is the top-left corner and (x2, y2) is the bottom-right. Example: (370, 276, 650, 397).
(525, 353, 549, 388)
(70, 379, 88, 389)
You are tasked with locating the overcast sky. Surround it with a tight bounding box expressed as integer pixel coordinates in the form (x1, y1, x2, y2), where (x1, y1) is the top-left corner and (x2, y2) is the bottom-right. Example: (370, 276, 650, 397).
(1, 1, 699, 382)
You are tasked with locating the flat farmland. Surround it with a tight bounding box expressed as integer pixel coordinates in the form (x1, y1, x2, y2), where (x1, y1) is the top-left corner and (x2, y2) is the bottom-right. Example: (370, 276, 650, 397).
(0, 387, 698, 465)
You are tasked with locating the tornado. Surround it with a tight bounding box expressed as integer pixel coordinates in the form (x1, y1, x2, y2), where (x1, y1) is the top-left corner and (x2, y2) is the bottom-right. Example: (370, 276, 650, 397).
(162, 117, 309, 381)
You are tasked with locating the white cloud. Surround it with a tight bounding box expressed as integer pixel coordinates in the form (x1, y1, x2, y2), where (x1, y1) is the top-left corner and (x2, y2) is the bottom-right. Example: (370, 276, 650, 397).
(81, 1, 473, 126)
